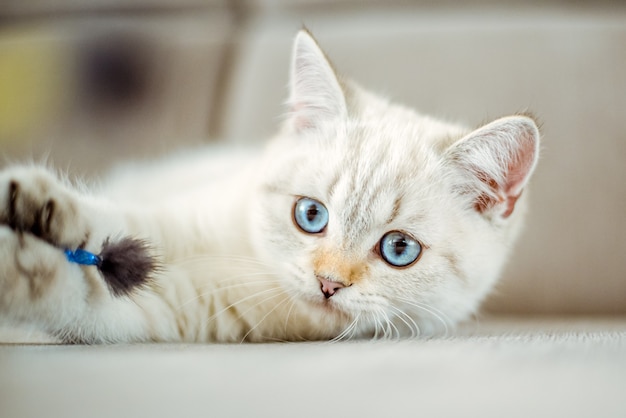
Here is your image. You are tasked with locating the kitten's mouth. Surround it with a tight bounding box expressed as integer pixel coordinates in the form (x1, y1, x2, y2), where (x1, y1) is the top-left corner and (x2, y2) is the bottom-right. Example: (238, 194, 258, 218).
(288, 278, 351, 315)
(304, 294, 348, 315)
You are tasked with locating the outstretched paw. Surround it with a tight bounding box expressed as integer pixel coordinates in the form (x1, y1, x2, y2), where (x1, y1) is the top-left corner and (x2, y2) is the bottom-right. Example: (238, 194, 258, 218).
(0, 166, 158, 300)
(0, 166, 91, 249)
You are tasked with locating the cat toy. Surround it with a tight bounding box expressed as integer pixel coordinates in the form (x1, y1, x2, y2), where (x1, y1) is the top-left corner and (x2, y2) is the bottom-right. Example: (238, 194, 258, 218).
(62, 238, 157, 296)
(64, 248, 101, 266)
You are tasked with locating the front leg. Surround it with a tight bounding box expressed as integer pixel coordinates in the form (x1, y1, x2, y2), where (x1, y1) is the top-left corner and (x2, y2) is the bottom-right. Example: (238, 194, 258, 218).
(0, 166, 177, 343)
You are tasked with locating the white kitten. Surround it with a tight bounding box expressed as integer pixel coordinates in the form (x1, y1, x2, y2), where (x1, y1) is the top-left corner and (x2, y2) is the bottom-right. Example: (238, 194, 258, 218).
(0, 30, 539, 343)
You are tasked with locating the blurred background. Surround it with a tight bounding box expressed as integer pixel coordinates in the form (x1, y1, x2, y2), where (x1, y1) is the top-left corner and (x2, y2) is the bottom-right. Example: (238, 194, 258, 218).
(0, 0, 625, 317)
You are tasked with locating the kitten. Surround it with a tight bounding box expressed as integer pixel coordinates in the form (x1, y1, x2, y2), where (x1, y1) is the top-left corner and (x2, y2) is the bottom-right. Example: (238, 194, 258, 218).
(0, 30, 539, 343)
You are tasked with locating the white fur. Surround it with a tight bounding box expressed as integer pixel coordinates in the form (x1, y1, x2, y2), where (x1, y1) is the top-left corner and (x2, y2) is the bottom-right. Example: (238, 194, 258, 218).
(0, 31, 539, 343)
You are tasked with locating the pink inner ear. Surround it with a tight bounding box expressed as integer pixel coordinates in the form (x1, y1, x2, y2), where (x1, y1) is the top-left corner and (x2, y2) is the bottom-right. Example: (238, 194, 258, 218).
(473, 173, 524, 219)
(502, 191, 522, 219)
(502, 133, 538, 218)
(473, 124, 538, 219)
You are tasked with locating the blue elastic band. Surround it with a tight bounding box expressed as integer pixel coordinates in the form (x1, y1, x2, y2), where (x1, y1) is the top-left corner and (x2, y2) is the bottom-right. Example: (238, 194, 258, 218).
(64, 248, 101, 266)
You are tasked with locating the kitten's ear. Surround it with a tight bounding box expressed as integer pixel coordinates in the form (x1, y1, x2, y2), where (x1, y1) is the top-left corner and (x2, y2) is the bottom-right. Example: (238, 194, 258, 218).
(287, 30, 348, 132)
(446, 115, 540, 219)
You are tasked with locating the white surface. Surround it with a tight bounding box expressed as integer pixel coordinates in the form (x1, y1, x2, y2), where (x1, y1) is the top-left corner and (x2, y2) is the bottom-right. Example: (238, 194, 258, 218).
(2, 317, 625, 418)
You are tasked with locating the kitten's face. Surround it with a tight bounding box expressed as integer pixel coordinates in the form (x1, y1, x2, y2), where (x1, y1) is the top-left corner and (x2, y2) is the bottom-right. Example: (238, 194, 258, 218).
(254, 119, 501, 337)
(250, 31, 539, 339)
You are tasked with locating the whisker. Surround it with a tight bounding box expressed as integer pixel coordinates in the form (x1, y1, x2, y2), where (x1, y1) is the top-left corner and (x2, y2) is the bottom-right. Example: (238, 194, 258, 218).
(407, 299, 451, 323)
(372, 315, 384, 340)
(329, 314, 360, 343)
(382, 309, 399, 340)
(172, 254, 275, 270)
(376, 309, 390, 340)
(202, 287, 283, 327)
(199, 275, 281, 291)
(380, 309, 393, 340)
(175, 278, 282, 311)
(198, 287, 284, 340)
(347, 315, 362, 341)
(395, 297, 451, 336)
(240, 294, 292, 343)
(389, 305, 414, 338)
(389, 305, 421, 339)
(234, 290, 286, 324)
(347, 314, 361, 340)
(283, 298, 298, 336)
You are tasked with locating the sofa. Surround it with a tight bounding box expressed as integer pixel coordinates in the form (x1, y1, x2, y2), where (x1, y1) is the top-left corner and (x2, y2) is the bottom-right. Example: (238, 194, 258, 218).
(1, 1, 625, 417)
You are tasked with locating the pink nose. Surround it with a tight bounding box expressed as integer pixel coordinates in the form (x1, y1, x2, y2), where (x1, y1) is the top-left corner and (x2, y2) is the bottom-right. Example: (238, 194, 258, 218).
(317, 276, 345, 299)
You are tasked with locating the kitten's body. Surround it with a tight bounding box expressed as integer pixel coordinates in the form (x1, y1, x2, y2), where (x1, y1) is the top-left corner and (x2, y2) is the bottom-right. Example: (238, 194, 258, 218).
(0, 31, 539, 343)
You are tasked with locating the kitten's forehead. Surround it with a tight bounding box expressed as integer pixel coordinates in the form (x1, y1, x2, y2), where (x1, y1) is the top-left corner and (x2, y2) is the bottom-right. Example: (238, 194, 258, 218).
(319, 122, 443, 246)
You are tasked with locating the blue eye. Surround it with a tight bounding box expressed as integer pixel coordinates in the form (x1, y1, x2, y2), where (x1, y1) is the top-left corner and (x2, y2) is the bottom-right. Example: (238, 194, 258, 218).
(379, 231, 422, 267)
(294, 197, 329, 234)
